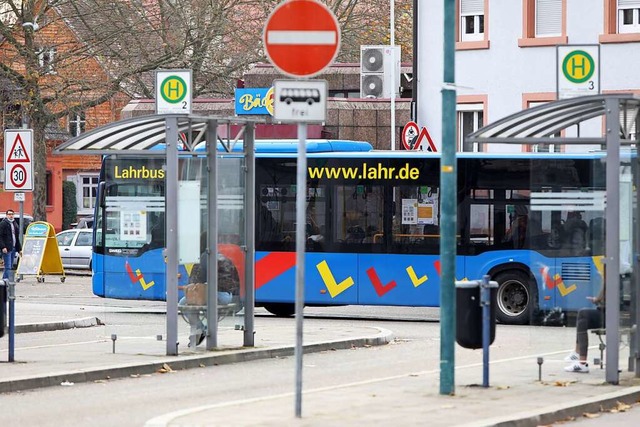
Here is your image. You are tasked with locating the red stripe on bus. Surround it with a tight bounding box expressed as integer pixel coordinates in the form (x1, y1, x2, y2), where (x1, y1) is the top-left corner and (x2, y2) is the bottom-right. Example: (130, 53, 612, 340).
(256, 252, 296, 289)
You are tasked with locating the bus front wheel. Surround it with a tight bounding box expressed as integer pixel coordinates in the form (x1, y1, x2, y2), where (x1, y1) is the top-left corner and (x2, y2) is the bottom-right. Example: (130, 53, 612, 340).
(495, 271, 535, 325)
(263, 303, 296, 317)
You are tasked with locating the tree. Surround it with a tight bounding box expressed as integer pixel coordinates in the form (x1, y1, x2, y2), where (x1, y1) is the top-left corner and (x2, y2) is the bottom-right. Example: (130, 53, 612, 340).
(0, 0, 413, 220)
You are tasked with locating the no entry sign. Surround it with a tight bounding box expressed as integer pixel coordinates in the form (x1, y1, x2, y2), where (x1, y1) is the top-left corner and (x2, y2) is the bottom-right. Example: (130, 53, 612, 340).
(263, 0, 341, 78)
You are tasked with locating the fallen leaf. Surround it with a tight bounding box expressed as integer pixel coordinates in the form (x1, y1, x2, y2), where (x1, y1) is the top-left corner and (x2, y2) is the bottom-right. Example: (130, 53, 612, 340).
(614, 401, 631, 412)
(583, 412, 601, 419)
(157, 363, 174, 373)
(130, 374, 140, 378)
(496, 385, 510, 390)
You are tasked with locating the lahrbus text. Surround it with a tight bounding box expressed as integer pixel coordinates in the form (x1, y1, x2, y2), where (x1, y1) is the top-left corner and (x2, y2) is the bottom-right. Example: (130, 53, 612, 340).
(114, 166, 165, 179)
(308, 162, 420, 180)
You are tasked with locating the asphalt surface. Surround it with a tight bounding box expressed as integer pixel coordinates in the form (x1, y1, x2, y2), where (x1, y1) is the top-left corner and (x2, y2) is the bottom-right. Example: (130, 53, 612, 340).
(1, 273, 640, 426)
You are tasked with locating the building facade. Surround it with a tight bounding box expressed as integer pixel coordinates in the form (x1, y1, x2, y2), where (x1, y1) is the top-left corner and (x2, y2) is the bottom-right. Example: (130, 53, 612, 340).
(417, 0, 640, 152)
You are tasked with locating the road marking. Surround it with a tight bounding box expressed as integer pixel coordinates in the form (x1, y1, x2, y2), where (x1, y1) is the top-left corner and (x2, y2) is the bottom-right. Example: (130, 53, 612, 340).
(143, 347, 592, 427)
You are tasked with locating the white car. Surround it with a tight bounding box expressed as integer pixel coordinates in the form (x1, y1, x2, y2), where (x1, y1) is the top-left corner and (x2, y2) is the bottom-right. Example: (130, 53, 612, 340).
(56, 229, 93, 270)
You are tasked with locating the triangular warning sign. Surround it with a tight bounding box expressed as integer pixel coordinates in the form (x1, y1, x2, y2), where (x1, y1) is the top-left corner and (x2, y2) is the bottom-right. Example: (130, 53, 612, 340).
(416, 127, 437, 152)
(7, 134, 31, 163)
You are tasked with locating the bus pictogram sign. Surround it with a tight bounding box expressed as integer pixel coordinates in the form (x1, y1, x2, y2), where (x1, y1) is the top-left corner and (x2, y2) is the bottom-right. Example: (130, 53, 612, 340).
(4, 129, 33, 191)
(155, 69, 192, 114)
(263, 0, 341, 78)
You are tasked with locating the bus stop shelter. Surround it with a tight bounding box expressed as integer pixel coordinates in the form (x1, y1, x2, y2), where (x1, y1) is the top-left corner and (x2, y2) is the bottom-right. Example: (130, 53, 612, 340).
(466, 94, 640, 384)
(54, 114, 259, 356)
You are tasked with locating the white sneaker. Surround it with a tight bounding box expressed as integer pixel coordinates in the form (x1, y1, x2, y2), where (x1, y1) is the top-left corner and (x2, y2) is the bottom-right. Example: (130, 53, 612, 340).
(564, 362, 589, 373)
(564, 351, 579, 362)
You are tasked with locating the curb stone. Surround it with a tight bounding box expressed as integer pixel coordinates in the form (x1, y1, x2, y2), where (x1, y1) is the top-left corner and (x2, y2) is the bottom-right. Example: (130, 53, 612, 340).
(460, 385, 640, 427)
(0, 327, 393, 394)
(15, 317, 102, 334)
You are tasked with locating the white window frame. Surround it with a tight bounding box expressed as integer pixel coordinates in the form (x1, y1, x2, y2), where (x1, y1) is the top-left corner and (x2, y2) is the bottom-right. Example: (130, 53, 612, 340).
(457, 103, 484, 152)
(37, 46, 57, 74)
(618, 0, 640, 33)
(81, 175, 99, 211)
(535, 0, 562, 37)
(460, 0, 484, 42)
(69, 111, 86, 137)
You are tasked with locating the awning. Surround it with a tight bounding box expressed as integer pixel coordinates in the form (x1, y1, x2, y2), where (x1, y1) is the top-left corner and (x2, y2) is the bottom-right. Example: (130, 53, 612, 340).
(466, 94, 640, 146)
(54, 114, 258, 155)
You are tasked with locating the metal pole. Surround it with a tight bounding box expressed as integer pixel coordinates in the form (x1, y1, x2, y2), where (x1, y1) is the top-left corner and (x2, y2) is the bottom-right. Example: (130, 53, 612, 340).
(7, 278, 15, 362)
(390, 0, 396, 151)
(632, 154, 640, 375)
(294, 123, 307, 418)
(206, 119, 219, 350)
(605, 97, 621, 384)
(244, 123, 256, 347)
(440, 0, 457, 395)
(481, 276, 490, 388)
(18, 200, 24, 283)
(165, 117, 179, 356)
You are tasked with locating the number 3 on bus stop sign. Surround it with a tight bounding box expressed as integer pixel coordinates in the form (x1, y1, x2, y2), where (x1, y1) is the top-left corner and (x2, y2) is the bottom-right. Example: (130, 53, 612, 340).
(3, 129, 34, 192)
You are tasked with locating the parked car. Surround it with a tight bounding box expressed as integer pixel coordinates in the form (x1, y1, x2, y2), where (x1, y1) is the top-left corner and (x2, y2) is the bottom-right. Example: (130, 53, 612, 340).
(56, 229, 93, 270)
(0, 212, 34, 233)
(70, 216, 94, 229)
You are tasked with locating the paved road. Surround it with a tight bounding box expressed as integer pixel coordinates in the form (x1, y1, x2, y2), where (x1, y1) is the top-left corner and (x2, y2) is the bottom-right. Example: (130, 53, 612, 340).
(563, 400, 640, 425)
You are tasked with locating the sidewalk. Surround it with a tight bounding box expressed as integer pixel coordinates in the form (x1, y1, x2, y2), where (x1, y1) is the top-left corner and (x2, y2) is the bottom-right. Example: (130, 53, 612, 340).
(2, 310, 640, 426)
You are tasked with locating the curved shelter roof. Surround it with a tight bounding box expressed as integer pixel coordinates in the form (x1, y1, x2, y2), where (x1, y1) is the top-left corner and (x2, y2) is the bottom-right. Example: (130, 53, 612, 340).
(54, 114, 257, 156)
(465, 94, 640, 146)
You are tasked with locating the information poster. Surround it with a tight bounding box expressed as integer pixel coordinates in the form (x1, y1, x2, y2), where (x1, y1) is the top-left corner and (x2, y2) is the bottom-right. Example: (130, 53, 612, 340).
(120, 210, 147, 241)
(17, 238, 45, 275)
(402, 199, 418, 225)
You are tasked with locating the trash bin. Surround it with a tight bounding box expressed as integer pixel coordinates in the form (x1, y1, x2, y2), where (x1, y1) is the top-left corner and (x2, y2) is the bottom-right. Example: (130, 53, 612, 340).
(456, 279, 497, 349)
(0, 280, 6, 338)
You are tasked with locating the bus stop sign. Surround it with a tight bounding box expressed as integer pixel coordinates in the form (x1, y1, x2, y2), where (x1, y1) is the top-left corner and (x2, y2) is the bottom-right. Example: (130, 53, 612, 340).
(263, 0, 341, 78)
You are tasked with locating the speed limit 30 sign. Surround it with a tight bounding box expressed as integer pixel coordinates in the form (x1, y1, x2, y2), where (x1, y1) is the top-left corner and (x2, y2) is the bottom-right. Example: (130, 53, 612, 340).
(4, 129, 33, 191)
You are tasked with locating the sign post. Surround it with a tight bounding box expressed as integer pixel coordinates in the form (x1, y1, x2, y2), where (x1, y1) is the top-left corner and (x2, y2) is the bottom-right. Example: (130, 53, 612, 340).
(264, 0, 340, 417)
(4, 130, 33, 191)
(263, 0, 340, 78)
(401, 121, 437, 152)
(557, 45, 600, 99)
(155, 70, 192, 115)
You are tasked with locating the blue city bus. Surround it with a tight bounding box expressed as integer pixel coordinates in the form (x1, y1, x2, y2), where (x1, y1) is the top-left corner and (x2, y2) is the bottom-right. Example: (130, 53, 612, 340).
(92, 141, 624, 324)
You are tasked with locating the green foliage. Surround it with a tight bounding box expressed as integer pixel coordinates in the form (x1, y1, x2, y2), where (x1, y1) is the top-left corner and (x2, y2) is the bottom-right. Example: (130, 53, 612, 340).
(62, 181, 78, 230)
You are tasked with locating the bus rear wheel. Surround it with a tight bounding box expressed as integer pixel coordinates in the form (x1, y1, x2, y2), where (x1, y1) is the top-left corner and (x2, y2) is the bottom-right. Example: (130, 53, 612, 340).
(495, 271, 535, 325)
(264, 303, 296, 317)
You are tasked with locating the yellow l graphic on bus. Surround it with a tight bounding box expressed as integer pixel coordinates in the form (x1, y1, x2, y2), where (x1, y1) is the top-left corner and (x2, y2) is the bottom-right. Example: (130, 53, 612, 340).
(316, 260, 354, 298)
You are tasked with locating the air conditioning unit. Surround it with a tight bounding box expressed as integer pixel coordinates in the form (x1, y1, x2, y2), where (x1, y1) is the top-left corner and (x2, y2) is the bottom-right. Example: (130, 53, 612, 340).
(360, 45, 401, 99)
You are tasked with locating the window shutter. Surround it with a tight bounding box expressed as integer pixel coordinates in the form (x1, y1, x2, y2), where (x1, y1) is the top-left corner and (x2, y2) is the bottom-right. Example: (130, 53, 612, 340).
(461, 0, 484, 15)
(536, 0, 562, 36)
(620, 106, 639, 139)
(618, 0, 640, 7)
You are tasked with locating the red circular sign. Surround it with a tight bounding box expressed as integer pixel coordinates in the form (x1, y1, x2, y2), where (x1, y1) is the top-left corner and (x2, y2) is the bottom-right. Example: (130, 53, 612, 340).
(401, 122, 420, 150)
(263, 0, 341, 78)
(10, 164, 27, 188)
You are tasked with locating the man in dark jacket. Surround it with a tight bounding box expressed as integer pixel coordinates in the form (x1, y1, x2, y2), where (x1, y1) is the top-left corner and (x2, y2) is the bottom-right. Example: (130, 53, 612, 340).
(0, 210, 22, 280)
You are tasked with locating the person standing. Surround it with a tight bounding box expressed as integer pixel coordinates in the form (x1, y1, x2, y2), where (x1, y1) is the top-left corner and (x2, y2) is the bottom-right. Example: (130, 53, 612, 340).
(0, 210, 22, 280)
